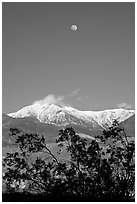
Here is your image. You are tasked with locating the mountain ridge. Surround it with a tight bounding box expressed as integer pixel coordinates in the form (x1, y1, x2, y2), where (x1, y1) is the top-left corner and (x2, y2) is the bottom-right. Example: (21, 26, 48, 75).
(2, 104, 135, 147)
(7, 103, 135, 128)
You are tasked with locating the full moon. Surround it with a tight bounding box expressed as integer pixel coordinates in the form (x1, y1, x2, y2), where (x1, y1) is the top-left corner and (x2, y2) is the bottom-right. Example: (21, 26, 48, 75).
(71, 25, 78, 31)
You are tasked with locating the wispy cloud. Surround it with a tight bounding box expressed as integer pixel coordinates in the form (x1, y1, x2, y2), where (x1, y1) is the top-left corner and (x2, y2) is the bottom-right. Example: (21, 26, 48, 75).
(116, 102, 132, 109)
(33, 94, 65, 106)
(32, 89, 80, 107)
(67, 89, 80, 97)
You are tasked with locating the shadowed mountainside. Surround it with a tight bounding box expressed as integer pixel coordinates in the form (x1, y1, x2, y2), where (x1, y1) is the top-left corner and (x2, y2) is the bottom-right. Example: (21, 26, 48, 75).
(2, 113, 103, 147)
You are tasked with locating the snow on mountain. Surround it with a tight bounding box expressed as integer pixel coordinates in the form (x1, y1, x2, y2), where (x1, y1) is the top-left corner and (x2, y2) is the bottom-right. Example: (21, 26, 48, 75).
(85, 109, 135, 128)
(8, 103, 135, 128)
(8, 104, 43, 118)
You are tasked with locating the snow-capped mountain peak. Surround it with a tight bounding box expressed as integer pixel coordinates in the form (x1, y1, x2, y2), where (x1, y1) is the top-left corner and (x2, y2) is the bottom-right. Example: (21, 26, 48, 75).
(7, 103, 135, 128)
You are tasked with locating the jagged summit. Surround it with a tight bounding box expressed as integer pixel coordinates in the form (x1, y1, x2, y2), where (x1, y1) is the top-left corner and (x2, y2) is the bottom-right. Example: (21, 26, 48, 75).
(7, 103, 135, 128)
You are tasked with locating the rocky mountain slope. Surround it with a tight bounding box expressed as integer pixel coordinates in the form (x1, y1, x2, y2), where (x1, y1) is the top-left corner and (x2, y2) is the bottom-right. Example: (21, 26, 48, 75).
(2, 113, 102, 147)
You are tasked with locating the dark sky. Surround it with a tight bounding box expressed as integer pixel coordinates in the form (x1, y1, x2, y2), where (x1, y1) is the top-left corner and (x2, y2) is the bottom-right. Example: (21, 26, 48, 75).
(2, 2, 135, 113)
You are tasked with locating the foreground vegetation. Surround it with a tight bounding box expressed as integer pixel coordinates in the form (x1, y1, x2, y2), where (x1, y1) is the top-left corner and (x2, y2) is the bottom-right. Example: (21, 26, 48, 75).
(3, 120, 135, 201)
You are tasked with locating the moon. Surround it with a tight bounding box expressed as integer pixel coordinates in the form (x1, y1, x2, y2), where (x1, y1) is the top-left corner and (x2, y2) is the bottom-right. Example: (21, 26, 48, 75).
(71, 25, 78, 31)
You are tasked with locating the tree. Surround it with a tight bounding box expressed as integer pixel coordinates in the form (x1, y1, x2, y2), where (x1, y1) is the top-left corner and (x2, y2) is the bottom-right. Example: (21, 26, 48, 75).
(3, 121, 135, 201)
(3, 128, 59, 195)
(95, 120, 135, 200)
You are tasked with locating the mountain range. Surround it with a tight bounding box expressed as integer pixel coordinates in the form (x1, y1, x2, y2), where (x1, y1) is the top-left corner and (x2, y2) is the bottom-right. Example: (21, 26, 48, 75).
(2, 102, 135, 167)
(2, 103, 135, 146)
(7, 103, 134, 127)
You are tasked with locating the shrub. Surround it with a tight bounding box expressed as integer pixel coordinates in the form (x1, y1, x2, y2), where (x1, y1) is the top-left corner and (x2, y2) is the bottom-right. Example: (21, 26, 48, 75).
(3, 121, 135, 201)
